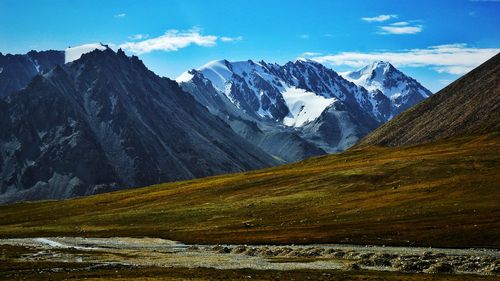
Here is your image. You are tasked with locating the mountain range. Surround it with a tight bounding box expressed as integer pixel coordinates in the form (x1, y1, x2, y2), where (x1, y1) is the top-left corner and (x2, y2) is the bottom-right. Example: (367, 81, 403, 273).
(177, 58, 431, 155)
(1, 52, 497, 248)
(0, 46, 433, 203)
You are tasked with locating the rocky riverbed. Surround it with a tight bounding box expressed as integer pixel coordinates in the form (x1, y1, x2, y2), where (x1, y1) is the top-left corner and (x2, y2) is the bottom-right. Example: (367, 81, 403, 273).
(0, 237, 498, 276)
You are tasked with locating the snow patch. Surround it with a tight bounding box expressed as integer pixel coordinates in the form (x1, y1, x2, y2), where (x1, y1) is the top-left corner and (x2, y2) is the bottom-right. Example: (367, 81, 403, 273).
(197, 60, 233, 92)
(176, 71, 194, 83)
(282, 86, 336, 127)
(65, 43, 107, 63)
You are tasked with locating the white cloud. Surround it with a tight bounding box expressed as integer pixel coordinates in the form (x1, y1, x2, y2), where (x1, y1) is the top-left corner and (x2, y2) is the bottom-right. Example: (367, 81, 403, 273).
(114, 13, 126, 18)
(391, 21, 410, 26)
(304, 43, 500, 75)
(433, 66, 474, 75)
(120, 28, 217, 54)
(362, 15, 422, 35)
(301, 52, 322, 57)
(220, 36, 243, 42)
(378, 24, 423, 34)
(361, 14, 398, 22)
(128, 34, 149, 41)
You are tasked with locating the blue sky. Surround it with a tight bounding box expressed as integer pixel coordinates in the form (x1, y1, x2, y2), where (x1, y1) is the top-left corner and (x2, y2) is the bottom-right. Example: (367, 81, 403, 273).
(1, 0, 499, 92)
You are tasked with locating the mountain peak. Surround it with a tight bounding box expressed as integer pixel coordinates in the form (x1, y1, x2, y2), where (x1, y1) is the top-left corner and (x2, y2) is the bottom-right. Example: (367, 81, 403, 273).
(294, 57, 313, 63)
(365, 61, 395, 76)
(292, 57, 322, 67)
(343, 61, 432, 114)
(73, 46, 140, 68)
(372, 60, 392, 67)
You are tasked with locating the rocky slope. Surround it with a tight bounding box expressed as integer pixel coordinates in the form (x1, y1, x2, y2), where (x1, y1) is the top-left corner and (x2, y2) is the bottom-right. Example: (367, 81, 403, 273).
(0, 50, 64, 98)
(358, 53, 500, 147)
(0, 48, 278, 204)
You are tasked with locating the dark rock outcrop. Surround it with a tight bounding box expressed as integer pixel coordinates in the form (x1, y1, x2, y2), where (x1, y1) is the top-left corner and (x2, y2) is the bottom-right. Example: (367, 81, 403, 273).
(0, 50, 64, 98)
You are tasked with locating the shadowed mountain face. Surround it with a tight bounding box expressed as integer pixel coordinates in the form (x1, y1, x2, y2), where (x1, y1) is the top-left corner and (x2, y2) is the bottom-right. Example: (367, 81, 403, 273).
(358, 53, 500, 147)
(0, 50, 64, 98)
(0, 48, 278, 204)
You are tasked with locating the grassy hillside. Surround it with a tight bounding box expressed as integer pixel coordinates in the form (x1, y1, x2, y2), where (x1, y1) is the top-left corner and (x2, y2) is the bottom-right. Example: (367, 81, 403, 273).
(1, 132, 499, 248)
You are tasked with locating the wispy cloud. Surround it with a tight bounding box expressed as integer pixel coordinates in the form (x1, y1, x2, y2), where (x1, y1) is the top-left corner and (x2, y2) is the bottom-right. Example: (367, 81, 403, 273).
(128, 34, 149, 41)
(299, 34, 310, 39)
(439, 79, 453, 85)
(378, 24, 423, 34)
(391, 21, 410, 26)
(363, 15, 423, 35)
(301, 52, 322, 57)
(114, 13, 126, 18)
(220, 36, 243, 42)
(303, 43, 500, 75)
(361, 14, 398, 22)
(120, 28, 218, 54)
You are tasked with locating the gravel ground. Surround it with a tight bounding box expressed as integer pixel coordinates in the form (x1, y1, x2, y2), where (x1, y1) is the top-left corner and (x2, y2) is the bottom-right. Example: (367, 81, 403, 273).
(1, 237, 498, 275)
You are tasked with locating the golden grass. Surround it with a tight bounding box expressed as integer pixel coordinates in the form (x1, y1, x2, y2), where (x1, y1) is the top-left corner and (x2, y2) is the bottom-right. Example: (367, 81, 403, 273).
(0, 133, 499, 248)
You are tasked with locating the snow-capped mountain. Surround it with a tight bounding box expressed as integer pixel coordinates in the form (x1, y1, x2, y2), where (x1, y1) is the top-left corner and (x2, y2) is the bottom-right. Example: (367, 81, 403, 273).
(177, 59, 388, 154)
(179, 59, 390, 126)
(342, 61, 432, 115)
(179, 69, 326, 162)
(0, 48, 278, 204)
(0, 50, 64, 98)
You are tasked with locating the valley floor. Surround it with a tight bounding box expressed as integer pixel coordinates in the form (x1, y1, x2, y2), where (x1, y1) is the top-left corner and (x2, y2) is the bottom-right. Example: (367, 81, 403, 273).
(0, 237, 498, 280)
(1, 134, 499, 280)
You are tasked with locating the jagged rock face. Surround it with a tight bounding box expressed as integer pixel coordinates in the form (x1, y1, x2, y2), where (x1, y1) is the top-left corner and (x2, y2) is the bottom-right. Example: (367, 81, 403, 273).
(184, 59, 291, 121)
(343, 61, 432, 117)
(0, 50, 64, 98)
(0, 48, 278, 204)
(179, 71, 325, 162)
(178, 59, 389, 154)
